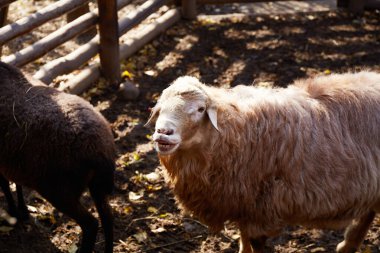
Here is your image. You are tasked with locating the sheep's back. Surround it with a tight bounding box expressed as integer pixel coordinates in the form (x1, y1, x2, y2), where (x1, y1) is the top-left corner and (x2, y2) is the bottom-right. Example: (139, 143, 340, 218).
(0, 85, 115, 186)
(257, 72, 380, 228)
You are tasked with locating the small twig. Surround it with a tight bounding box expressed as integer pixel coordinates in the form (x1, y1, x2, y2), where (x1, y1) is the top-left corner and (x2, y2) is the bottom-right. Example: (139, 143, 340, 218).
(183, 217, 208, 229)
(125, 216, 157, 232)
(145, 234, 205, 252)
(183, 217, 235, 242)
(95, 240, 105, 245)
(125, 205, 165, 232)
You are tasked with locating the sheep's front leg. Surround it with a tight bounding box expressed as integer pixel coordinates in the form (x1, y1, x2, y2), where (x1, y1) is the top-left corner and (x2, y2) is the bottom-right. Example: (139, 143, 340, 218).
(0, 175, 17, 217)
(336, 211, 375, 253)
(239, 231, 267, 253)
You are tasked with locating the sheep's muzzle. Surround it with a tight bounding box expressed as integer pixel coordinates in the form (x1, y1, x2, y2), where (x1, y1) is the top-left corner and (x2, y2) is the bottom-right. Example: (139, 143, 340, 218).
(152, 134, 180, 155)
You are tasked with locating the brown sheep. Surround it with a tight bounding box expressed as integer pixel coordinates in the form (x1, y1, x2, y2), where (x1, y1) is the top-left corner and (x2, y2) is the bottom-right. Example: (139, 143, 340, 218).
(146, 73, 380, 253)
(0, 62, 116, 253)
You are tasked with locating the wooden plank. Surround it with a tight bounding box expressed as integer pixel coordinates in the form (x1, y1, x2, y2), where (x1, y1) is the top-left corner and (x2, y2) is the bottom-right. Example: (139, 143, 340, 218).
(67, 3, 90, 22)
(34, 0, 133, 84)
(61, 8, 181, 95)
(0, 0, 14, 9)
(67, 3, 97, 42)
(182, 0, 197, 19)
(3, 10, 97, 67)
(0, 6, 8, 56)
(97, 0, 120, 85)
(119, 0, 167, 36)
(0, 0, 89, 45)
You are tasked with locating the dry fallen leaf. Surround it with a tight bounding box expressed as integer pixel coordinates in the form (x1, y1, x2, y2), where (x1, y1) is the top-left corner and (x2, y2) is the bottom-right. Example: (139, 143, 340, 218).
(0, 226, 14, 233)
(146, 185, 162, 192)
(145, 172, 160, 183)
(158, 213, 169, 218)
(124, 206, 133, 214)
(147, 206, 158, 213)
(144, 70, 156, 76)
(128, 190, 144, 201)
(121, 70, 134, 79)
(68, 244, 78, 253)
(133, 153, 141, 161)
(151, 227, 166, 233)
(27, 205, 38, 213)
(363, 246, 372, 253)
(133, 231, 148, 243)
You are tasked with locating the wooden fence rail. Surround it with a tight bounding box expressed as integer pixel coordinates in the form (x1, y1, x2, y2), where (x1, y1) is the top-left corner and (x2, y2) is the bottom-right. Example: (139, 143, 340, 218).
(62, 8, 181, 94)
(1, 0, 179, 90)
(34, 0, 164, 85)
(3, 11, 97, 67)
(0, 0, 89, 45)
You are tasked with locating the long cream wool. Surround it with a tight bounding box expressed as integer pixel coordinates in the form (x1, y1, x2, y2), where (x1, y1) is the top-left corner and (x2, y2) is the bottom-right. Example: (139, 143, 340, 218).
(154, 72, 380, 251)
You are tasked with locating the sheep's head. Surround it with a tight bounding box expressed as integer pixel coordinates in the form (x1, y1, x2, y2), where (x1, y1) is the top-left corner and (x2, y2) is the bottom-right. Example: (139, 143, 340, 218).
(146, 76, 218, 155)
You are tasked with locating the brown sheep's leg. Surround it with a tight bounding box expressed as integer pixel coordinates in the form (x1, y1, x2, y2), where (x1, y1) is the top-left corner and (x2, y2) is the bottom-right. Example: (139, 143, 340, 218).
(89, 185, 113, 253)
(0, 175, 18, 218)
(0, 177, 29, 220)
(336, 211, 375, 253)
(239, 231, 266, 253)
(250, 235, 267, 253)
(15, 184, 29, 220)
(38, 190, 99, 253)
(239, 231, 253, 253)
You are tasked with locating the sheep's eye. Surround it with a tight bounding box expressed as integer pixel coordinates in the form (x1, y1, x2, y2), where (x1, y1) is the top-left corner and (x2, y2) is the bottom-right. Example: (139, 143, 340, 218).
(198, 107, 205, 113)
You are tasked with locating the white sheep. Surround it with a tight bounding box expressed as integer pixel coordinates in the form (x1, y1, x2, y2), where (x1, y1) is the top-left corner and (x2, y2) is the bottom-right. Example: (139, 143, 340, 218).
(146, 73, 380, 253)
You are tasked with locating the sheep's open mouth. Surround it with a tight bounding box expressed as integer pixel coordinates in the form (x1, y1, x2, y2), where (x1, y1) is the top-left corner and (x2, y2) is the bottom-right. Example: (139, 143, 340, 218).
(155, 140, 177, 153)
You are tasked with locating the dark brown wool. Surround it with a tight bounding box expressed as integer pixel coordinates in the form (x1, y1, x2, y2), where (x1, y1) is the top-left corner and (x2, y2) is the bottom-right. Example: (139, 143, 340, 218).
(0, 62, 116, 253)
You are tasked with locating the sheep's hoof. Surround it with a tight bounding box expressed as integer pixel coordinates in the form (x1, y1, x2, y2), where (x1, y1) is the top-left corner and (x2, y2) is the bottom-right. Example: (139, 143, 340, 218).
(336, 241, 357, 253)
(16, 207, 30, 221)
(8, 206, 29, 221)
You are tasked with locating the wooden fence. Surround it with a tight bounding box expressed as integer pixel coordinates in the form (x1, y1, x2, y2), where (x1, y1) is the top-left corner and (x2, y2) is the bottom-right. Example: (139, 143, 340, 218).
(0, 0, 182, 94)
(0, 0, 375, 94)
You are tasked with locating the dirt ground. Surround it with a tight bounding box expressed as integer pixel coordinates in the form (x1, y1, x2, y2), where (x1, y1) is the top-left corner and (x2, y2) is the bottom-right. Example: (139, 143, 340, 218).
(1, 5, 380, 253)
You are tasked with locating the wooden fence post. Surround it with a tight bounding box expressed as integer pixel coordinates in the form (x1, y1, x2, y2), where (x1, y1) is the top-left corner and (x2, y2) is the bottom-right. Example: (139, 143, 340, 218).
(0, 6, 8, 56)
(67, 3, 97, 43)
(182, 0, 197, 19)
(97, 0, 120, 85)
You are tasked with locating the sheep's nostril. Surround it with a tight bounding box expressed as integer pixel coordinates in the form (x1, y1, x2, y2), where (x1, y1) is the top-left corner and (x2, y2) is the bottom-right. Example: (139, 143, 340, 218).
(157, 128, 174, 136)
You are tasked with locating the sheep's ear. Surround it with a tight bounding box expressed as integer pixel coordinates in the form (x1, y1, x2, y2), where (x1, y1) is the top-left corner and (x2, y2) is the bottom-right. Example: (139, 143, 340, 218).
(145, 106, 160, 127)
(207, 106, 219, 132)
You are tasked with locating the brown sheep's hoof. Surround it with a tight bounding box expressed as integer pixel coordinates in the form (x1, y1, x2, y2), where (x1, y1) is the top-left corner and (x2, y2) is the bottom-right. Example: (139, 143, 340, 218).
(336, 241, 357, 253)
(8, 207, 29, 222)
(16, 206, 30, 221)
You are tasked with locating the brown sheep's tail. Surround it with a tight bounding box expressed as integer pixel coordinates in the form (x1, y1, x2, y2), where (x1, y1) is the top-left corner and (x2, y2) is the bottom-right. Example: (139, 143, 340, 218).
(87, 156, 115, 253)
